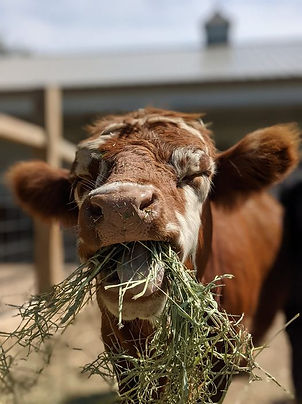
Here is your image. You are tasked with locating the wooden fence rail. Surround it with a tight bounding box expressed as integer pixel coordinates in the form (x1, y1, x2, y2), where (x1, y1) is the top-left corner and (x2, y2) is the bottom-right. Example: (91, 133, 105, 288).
(0, 115, 75, 163)
(0, 87, 76, 293)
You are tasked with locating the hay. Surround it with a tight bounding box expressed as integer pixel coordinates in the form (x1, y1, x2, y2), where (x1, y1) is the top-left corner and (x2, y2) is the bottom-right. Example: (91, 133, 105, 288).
(0, 245, 118, 396)
(0, 241, 282, 403)
(83, 242, 256, 403)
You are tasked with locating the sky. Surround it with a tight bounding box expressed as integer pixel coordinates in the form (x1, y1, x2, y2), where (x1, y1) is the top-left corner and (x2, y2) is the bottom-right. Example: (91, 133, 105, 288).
(0, 0, 302, 54)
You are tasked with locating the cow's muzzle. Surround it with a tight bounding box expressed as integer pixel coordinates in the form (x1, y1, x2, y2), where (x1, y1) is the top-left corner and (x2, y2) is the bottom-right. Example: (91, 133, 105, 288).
(79, 182, 162, 249)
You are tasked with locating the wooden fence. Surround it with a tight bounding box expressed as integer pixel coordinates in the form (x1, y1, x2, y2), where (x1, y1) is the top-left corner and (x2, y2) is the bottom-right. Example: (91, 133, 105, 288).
(0, 87, 76, 293)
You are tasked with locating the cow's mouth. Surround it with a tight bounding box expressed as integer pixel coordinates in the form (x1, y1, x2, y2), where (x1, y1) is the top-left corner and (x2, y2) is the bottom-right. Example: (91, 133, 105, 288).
(96, 241, 169, 321)
(101, 241, 166, 298)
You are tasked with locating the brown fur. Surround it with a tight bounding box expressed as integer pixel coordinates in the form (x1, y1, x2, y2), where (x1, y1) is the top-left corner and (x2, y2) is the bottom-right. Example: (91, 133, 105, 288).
(212, 124, 300, 208)
(7, 161, 78, 226)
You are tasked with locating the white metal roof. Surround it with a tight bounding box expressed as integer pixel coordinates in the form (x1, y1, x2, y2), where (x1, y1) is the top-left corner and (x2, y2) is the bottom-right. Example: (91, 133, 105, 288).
(0, 42, 302, 91)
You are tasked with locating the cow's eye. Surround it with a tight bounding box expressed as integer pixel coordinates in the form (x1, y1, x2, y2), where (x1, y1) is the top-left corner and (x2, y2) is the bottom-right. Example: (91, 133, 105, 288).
(179, 170, 210, 185)
(74, 176, 94, 198)
(171, 148, 209, 182)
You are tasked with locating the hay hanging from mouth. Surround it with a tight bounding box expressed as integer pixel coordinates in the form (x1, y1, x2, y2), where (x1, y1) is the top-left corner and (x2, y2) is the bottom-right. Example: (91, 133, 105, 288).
(83, 242, 258, 404)
(0, 241, 284, 403)
(0, 244, 120, 396)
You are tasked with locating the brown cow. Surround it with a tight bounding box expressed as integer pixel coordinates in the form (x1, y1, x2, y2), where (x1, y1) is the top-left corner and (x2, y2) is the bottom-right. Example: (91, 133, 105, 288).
(8, 108, 300, 402)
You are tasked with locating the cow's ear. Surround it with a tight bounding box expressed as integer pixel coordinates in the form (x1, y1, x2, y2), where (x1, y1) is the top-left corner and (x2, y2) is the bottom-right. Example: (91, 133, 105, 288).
(7, 161, 78, 226)
(211, 124, 300, 208)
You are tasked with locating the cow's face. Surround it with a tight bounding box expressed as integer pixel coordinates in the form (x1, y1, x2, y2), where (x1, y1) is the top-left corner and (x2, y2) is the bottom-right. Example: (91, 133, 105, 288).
(8, 109, 299, 320)
(71, 111, 215, 319)
(73, 111, 215, 261)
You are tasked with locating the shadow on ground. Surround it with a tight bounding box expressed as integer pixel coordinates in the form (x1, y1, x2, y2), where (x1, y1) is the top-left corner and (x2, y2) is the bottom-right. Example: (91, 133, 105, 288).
(62, 392, 297, 404)
(63, 392, 119, 404)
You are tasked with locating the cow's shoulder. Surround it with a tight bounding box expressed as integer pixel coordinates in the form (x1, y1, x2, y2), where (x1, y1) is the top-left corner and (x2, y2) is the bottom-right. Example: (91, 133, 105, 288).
(204, 193, 283, 317)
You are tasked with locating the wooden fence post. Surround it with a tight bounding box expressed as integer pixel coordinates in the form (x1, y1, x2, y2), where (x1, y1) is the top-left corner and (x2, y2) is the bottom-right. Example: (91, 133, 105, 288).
(34, 87, 65, 292)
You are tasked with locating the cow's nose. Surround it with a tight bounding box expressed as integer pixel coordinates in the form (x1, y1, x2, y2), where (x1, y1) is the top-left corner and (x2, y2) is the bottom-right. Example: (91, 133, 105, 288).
(88, 184, 157, 222)
(79, 183, 160, 247)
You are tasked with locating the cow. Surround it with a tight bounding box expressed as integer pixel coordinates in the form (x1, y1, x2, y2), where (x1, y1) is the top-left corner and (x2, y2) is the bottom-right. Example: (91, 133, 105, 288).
(277, 167, 302, 404)
(7, 108, 301, 402)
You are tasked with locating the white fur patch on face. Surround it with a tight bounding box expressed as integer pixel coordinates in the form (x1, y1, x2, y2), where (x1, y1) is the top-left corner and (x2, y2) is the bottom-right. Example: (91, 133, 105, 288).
(172, 148, 205, 180)
(147, 116, 205, 142)
(167, 148, 213, 264)
(175, 185, 203, 264)
(74, 128, 120, 179)
(171, 147, 215, 184)
(89, 181, 155, 197)
(79, 131, 119, 150)
(96, 114, 206, 144)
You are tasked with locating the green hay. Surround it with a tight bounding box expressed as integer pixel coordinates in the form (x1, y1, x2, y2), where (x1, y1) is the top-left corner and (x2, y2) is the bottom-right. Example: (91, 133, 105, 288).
(0, 241, 284, 403)
(0, 245, 118, 396)
(83, 242, 256, 404)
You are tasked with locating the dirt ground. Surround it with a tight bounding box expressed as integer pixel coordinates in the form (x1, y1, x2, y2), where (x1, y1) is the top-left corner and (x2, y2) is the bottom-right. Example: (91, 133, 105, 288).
(0, 264, 296, 404)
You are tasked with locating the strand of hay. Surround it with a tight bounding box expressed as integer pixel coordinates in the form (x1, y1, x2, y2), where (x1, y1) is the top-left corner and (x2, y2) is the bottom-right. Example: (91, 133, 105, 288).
(0, 241, 285, 403)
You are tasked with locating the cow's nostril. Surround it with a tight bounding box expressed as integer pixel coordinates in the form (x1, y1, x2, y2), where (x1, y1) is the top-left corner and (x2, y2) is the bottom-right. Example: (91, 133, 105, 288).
(139, 193, 155, 211)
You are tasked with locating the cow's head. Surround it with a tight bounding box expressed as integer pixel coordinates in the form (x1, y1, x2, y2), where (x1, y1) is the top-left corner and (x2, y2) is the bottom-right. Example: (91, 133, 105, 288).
(8, 108, 299, 320)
